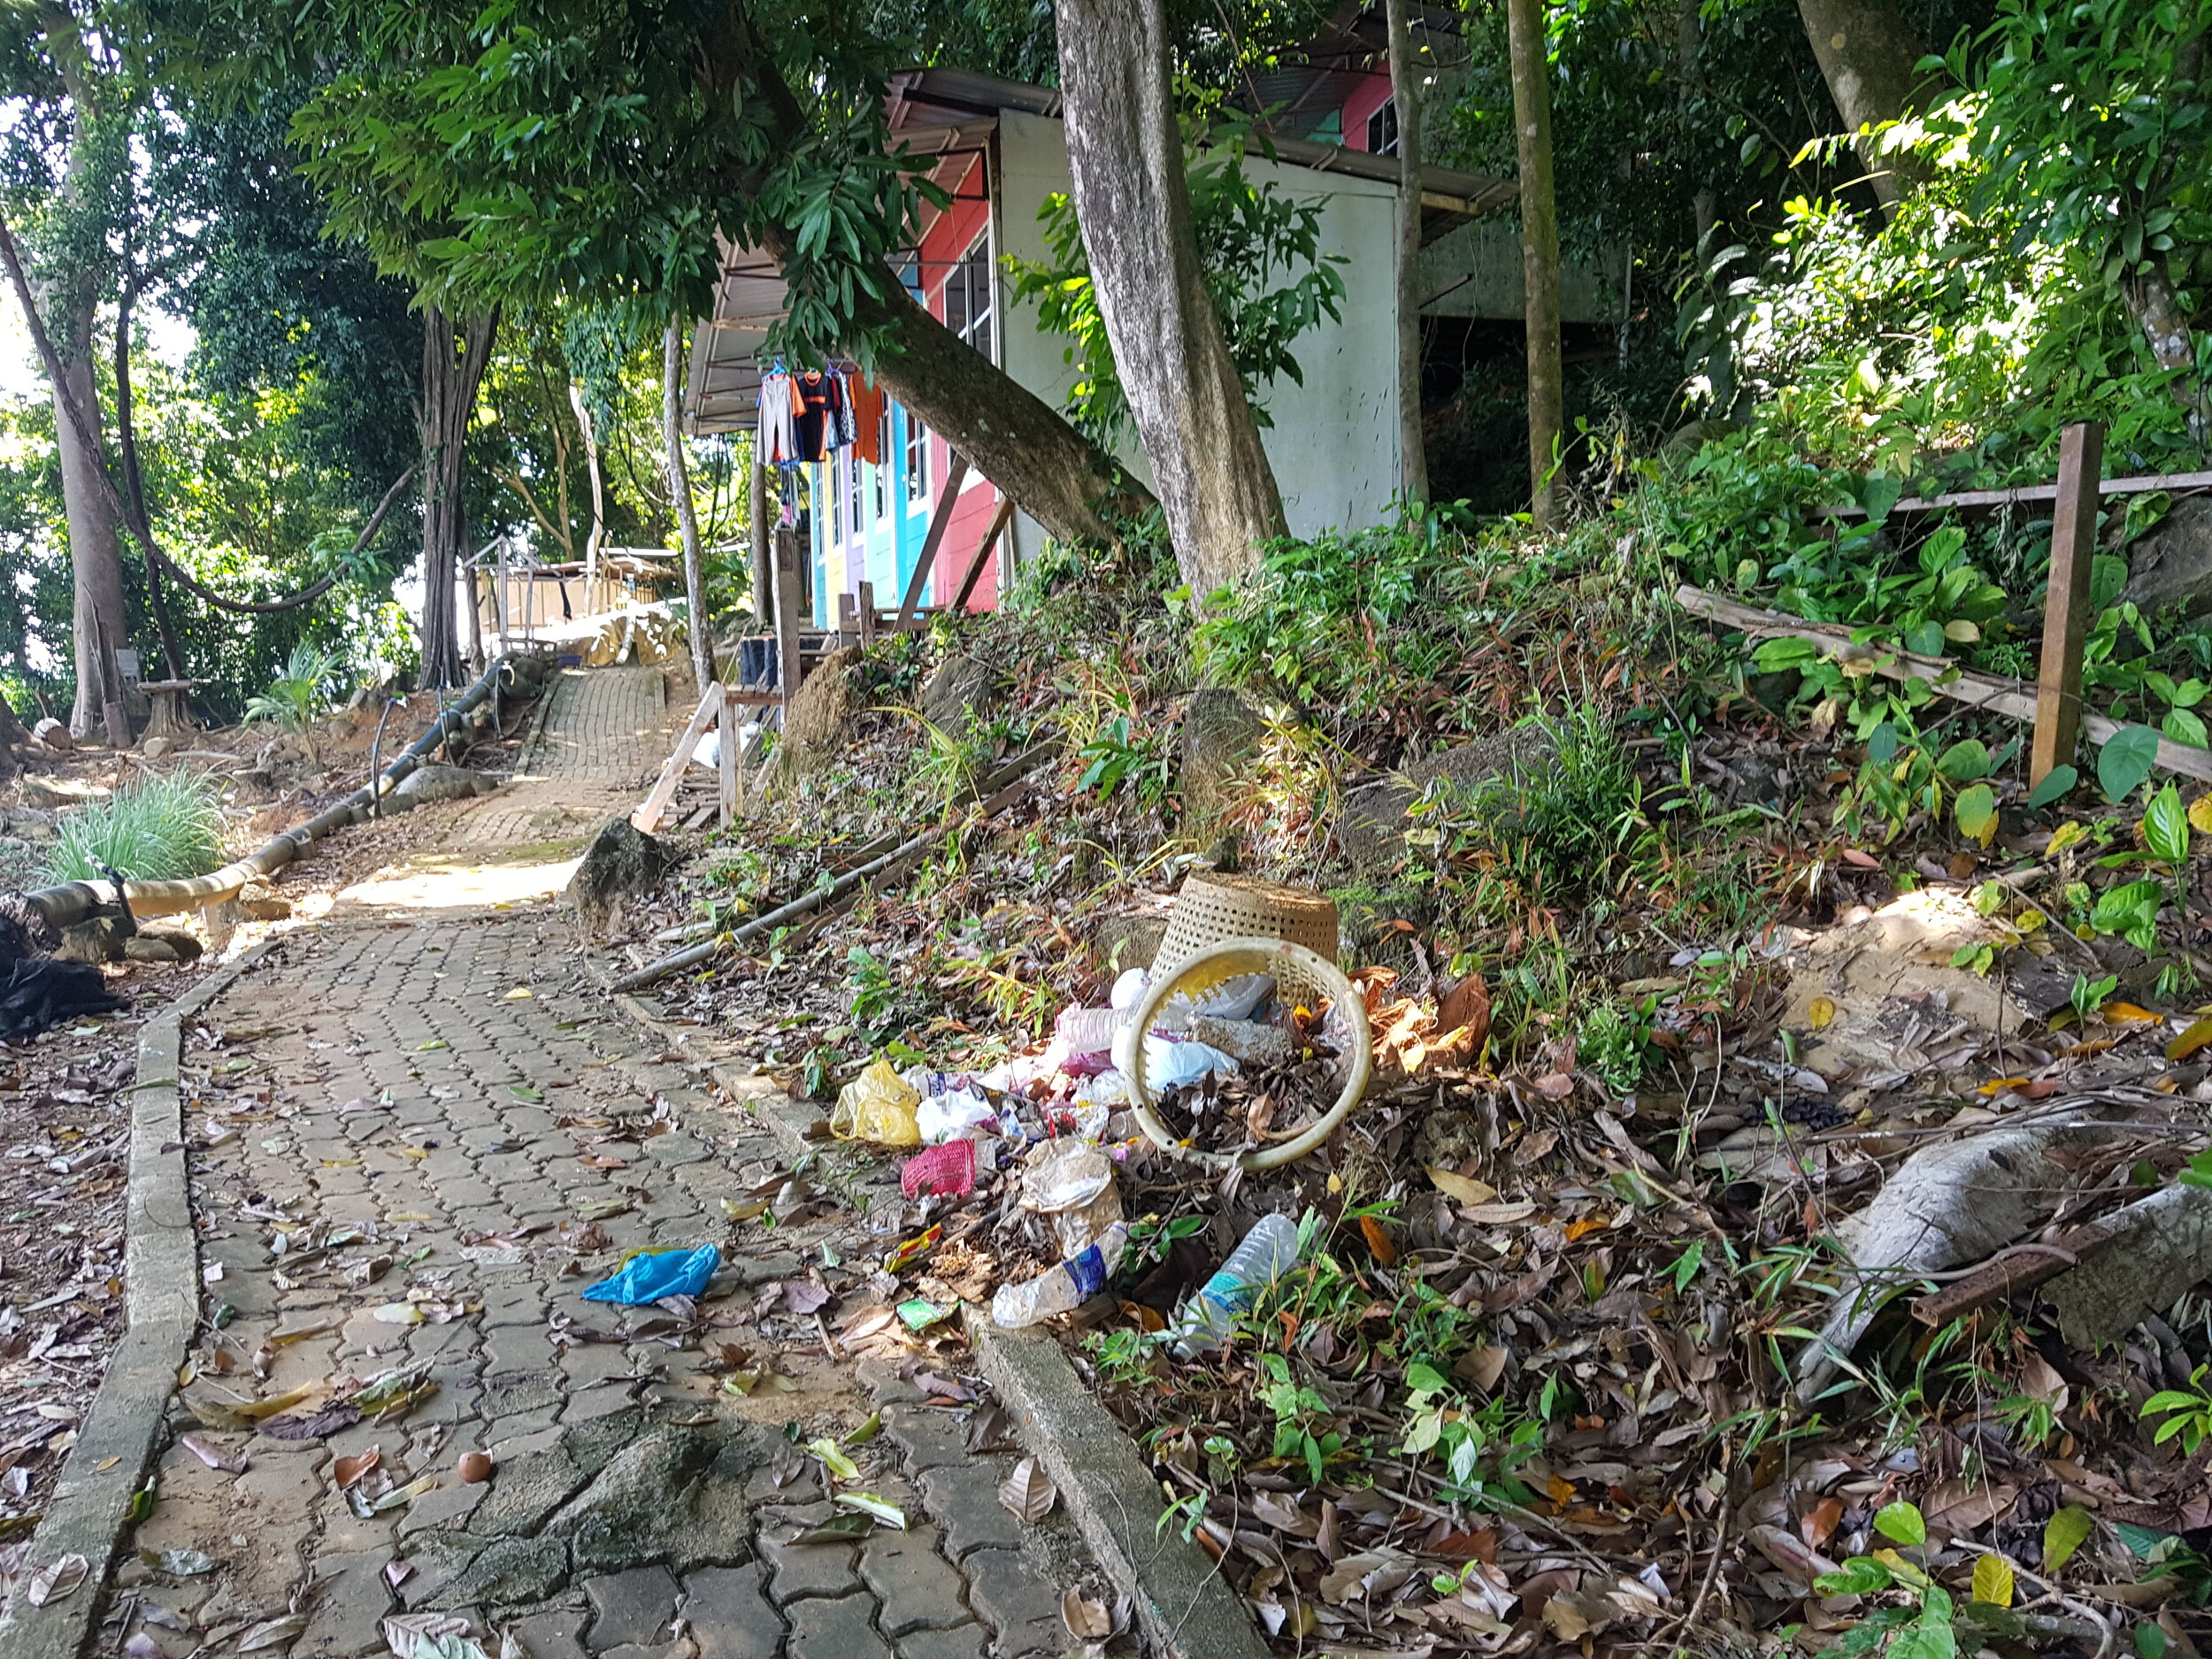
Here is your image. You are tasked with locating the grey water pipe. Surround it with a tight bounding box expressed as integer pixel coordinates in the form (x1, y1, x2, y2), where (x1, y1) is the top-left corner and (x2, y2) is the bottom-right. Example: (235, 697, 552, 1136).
(25, 649, 550, 928)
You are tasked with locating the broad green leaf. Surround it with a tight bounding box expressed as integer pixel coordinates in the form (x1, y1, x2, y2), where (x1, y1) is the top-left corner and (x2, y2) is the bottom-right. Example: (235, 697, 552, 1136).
(1905, 620, 1947, 658)
(1955, 784, 1999, 847)
(2166, 708, 2209, 748)
(1753, 636, 1818, 671)
(1936, 739, 1993, 781)
(1874, 1501, 1927, 1547)
(2043, 1504, 2093, 1574)
(2099, 725, 2162, 803)
(2146, 782, 2191, 865)
(1814, 1557, 1894, 1595)
(805, 1437, 861, 1482)
(1971, 1551, 2015, 1606)
(2026, 764, 2078, 809)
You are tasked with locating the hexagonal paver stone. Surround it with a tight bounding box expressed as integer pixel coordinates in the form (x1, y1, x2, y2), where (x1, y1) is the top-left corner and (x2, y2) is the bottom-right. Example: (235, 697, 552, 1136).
(295, 1550, 396, 1658)
(891, 1625, 987, 1659)
(857, 1528, 969, 1637)
(959, 1549, 1063, 1643)
(680, 1563, 780, 1659)
(879, 1404, 969, 1472)
(784, 1594, 893, 1659)
(504, 1607, 591, 1659)
(759, 1532, 863, 1605)
(916, 1465, 1025, 1560)
(583, 1565, 680, 1649)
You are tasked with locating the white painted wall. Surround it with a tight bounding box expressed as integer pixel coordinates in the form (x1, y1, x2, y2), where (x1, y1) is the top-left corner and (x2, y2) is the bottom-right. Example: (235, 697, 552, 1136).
(994, 109, 1402, 550)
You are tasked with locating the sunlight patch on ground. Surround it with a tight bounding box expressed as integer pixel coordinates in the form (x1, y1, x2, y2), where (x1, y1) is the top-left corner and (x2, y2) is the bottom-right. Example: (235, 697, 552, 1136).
(334, 844, 585, 912)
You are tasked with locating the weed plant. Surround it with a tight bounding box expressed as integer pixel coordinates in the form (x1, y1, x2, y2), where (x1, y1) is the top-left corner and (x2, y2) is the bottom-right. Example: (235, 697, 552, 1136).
(45, 769, 227, 884)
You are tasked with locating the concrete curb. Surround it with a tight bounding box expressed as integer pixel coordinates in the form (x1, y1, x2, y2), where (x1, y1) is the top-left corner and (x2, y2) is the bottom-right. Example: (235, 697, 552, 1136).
(0, 941, 281, 1659)
(964, 1309, 1271, 1659)
(599, 987, 1267, 1659)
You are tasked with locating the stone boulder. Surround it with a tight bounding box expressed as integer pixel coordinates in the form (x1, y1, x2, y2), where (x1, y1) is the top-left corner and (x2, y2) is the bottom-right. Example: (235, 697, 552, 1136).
(541, 1422, 764, 1576)
(393, 764, 499, 805)
(566, 818, 672, 934)
(1180, 687, 1265, 826)
(1340, 726, 1557, 872)
(2124, 496, 2212, 618)
(237, 881, 292, 922)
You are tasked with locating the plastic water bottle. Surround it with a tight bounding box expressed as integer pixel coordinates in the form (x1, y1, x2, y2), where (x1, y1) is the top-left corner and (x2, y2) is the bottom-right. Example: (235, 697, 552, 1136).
(992, 1223, 1130, 1328)
(1170, 1214, 1303, 1357)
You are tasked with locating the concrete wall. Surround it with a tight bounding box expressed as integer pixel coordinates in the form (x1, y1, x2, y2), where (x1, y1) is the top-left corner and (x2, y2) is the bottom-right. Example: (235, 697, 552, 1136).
(995, 109, 1402, 549)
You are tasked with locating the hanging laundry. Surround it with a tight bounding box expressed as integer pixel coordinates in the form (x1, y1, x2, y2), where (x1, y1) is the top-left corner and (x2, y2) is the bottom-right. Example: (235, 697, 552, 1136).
(849, 375, 887, 465)
(757, 368, 802, 468)
(830, 366, 858, 449)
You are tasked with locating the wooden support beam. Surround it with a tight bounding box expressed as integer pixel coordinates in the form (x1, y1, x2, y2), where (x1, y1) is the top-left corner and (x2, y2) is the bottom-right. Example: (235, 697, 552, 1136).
(774, 525, 804, 726)
(1676, 582, 2212, 786)
(895, 450, 972, 630)
(717, 684, 738, 826)
(857, 580, 879, 648)
(634, 685, 722, 833)
(2032, 421, 2105, 787)
(952, 497, 1018, 614)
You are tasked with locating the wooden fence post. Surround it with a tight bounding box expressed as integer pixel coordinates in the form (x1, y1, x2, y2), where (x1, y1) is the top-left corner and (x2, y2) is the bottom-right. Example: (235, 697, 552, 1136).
(2032, 421, 2105, 786)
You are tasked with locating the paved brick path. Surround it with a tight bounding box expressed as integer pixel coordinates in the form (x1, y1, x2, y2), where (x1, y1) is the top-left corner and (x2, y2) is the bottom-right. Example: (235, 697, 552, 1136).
(102, 673, 1087, 1659)
(460, 666, 670, 849)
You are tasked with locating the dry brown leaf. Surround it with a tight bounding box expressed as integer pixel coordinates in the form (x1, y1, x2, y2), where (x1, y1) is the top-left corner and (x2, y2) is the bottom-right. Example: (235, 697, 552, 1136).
(1061, 1590, 1113, 1640)
(333, 1448, 381, 1490)
(997, 1455, 1056, 1523)
(1428, 1167, 1497, 1206)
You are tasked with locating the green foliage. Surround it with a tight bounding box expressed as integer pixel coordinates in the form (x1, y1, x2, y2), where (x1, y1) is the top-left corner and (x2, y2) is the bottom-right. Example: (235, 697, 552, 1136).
(43, 771, 227, 885)
(244, 641, 339, 733)
(1006, 111, 1348, 449)
(2143, 1365, 2212, 1454)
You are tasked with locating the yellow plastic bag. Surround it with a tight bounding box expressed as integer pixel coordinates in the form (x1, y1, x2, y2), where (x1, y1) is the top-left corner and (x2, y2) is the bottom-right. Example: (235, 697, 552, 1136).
(830, 1059, 921, 1147)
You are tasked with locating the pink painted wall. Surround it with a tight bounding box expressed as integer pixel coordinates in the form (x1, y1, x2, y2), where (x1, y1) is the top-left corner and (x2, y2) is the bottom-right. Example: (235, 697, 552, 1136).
(917, 153, 1005, 611)
(1340, 74, 1393, 151)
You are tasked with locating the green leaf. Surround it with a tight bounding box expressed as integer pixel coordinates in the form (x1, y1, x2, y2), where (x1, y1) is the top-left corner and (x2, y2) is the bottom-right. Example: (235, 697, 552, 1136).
(1815, 1557, 1895, 1595)
(1971, 1551, 2015, 1606)
(1955, 783, 1999, 846)
(1861, 472, 1903, 524)
(1905, 620, 1947, 658)
(2043, 1504, 2093, 1574)
(1936, 739, 1993, 781)
(2146, 782, 2191, 865)
(2099, 725, 2162, 803)
(1875, 1501, 1927, 1547)
(2166, 707, 2209, 748)
(1753, 636, 1819, 671)
(2026, 764, 2078, 809)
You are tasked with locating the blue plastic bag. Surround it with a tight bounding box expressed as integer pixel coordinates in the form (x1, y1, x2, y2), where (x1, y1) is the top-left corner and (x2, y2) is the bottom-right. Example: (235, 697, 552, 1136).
(581, 1244, 721, 1305)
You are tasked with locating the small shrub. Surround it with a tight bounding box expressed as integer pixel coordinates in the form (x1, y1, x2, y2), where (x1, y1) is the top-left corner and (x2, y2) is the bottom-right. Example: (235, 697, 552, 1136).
(44, 770, 227, 885)
(245, 642, 338, 733)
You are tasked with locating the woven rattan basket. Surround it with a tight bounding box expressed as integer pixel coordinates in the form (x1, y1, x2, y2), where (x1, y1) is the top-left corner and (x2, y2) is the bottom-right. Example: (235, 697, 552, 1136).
(1152, 872, 1340, 983)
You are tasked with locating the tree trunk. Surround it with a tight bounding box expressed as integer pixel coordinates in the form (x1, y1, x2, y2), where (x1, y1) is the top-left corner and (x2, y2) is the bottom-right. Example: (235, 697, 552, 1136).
(1054, 0, 1286, 594)
(115, 283, 187, 681)
(664, 321, 713, 690)
(569, 381, 605, 588)
(1506, 0, 1566, 531)
(418, 306, 498, 687)
(1794, 0, 1933, 208)
(1385, 0, 1430, 505)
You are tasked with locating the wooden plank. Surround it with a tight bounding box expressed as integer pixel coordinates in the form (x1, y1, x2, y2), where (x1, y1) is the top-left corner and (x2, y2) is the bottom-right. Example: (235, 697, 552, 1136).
(857, 580, 878, 647)
(895, 450, 972, 629)
(1674, 582, 2212, 786)
(1818, 466, 2212, 518)
(633, 686, 722, 833)
(2033, 422, 2105, 785)
(774, 525, 804, 726)
(717, 682, 738, 826)
(952, 497, 1018, 614)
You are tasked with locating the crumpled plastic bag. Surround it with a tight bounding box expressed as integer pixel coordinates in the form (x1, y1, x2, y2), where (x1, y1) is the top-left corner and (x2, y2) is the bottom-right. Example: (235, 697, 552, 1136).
(830, 1058, 921, 1147)
(581, 1244, 721, 1305)
(916, 1087, 997, 1145)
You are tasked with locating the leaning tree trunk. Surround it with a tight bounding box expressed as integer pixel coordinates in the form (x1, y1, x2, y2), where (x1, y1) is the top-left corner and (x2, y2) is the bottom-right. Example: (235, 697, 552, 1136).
(51, 337, 132, 748)
(418, 306, 499, 687)
(1795, 0, 1933, 209)
(1385, 0, 1431, 505)
(664, 321, 713, 691)
(1054, 0, 1286, 594)
(1506, 0, 1565, 531)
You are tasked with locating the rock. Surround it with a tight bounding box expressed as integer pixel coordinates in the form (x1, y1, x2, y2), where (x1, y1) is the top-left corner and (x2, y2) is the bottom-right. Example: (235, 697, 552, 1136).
(231, 767, 276, 799)
(1093, 913, 1169, 973)
(566, 818, 672, 934)
(123, 935, 178, 964)
(30, 718, 70, 751)
(2124, 496, 2212, 618)
(22, 775, 106, 810)
(920, 653, 994, 737)
(237, 882, 292, 922)
(57, 917, 129, 964)
(142, 928, 203, 963)
(394, 764, 499, 804)
(773, 646, 862, 775)
(1331, 883, 1439, 965)
(1340, 726, 1557, 872)
(141, 733, 173, 760)
(1180, 687, 1264, 826)
(541, 1422, 764, 1575)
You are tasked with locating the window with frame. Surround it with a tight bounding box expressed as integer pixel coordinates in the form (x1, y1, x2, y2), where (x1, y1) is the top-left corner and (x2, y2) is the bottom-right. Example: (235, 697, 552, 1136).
(873, 411, 891, 518)
(826, 462, 841, 545)
(903, 410, 928, 505)
(941, 238, 995, 362)
(1367, 97, 1399, 157)
(844, 449, 863, 537)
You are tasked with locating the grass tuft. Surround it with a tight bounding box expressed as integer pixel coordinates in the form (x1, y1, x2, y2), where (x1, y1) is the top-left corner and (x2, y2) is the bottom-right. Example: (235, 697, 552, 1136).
(42, 770, 227, 886)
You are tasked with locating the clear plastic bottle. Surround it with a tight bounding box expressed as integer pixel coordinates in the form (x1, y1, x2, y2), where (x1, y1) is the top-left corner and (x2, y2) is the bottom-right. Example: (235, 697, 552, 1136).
(1170, 1213, 1303, 1357)
(991, 1222, 1130, 1328)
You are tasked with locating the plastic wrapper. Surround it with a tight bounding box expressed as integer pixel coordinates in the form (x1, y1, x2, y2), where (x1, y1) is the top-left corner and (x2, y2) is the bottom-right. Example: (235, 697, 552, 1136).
(830, 1058, 921, 1147)
(1019, 1139, 1123, 1257)
(915, 1087, 997, 1144)
(581, 1244, 721, 1305)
